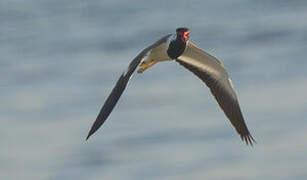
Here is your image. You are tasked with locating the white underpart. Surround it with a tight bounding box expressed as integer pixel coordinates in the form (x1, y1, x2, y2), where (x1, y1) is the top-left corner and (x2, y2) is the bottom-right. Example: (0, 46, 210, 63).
(141, 50, 151, 63)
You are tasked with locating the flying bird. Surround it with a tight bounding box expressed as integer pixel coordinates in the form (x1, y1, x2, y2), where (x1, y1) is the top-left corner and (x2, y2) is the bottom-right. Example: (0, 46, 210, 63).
(86, 27, 255, 145)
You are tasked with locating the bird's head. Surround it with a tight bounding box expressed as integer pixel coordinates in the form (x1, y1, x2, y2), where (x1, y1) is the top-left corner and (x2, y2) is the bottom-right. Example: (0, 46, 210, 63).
(176, 27, 190, 42)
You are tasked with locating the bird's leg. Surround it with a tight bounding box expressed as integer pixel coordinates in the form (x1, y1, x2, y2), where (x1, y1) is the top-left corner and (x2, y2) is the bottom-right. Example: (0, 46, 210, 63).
(137, 59, 157, 73)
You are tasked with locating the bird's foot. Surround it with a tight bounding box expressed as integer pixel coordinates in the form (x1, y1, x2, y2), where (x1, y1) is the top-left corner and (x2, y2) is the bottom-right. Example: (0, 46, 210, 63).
(137, 60, 157, 73)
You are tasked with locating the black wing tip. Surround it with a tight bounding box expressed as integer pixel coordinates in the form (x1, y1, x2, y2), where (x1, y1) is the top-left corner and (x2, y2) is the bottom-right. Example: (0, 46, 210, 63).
(241, 134, 256, 146)
(86, 133, 91, 141)
(86, 130, 94, 141)
(86, 125, 99, 141)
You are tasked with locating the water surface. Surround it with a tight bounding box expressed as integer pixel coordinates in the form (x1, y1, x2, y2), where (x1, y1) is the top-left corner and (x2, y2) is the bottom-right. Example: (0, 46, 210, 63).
(1, 0, 307, 179)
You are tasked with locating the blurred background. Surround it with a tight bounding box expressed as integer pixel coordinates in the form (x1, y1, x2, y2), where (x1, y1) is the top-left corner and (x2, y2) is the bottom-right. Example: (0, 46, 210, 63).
(1, 0, 307, 179)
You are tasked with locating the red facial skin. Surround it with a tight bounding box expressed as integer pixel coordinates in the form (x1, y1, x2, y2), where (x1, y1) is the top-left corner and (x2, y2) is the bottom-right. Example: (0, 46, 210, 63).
(177, 31, 190, 42)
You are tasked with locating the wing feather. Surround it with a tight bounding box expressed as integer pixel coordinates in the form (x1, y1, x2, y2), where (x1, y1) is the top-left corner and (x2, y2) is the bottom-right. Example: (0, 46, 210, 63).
(177, 41, 255, 145)
(86, 34, 172, 140)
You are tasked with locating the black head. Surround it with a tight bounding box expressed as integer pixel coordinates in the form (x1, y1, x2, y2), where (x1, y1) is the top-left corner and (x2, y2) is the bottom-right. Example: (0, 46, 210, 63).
(167, 27, 190, 59)
(176, 27, 190, 42)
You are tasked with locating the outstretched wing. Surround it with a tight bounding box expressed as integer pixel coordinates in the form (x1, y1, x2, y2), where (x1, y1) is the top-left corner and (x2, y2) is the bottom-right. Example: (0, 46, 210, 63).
(176, 41, 255, 145)
(86, 34, 172, 140)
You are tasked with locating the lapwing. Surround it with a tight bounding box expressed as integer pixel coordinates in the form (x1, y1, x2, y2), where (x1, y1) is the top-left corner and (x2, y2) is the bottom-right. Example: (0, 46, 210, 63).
(86, 27, 255, 145)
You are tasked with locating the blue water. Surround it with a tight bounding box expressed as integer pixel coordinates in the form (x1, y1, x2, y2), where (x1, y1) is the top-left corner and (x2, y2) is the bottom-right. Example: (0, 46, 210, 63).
(2, 0, 307, 179)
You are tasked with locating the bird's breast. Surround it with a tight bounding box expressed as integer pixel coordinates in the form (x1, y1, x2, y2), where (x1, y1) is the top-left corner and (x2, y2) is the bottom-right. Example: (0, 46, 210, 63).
(167, 39, 186, 59)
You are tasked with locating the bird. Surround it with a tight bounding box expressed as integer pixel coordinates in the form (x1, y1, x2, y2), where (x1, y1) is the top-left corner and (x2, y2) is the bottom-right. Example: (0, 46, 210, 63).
(86, 27, 255, 145)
